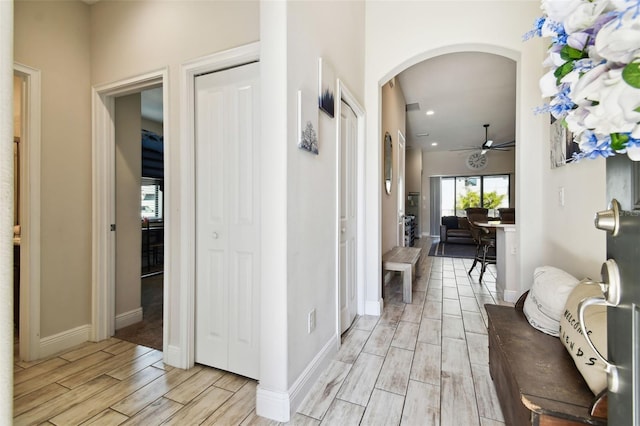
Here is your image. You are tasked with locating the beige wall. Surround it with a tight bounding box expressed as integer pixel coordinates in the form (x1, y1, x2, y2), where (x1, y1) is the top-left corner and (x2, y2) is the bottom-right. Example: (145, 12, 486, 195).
(115, 94, 142, 321)
(14, 0, 92, 337)
(381, 79, 406, 255)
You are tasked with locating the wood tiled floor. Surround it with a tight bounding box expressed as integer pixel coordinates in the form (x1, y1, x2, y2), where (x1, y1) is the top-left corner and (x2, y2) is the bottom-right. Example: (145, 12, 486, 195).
(13, 238, 506, 425)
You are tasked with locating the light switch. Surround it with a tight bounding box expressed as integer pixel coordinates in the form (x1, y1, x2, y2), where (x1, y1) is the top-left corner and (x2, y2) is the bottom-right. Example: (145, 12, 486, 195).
(559, 187, 565, 207)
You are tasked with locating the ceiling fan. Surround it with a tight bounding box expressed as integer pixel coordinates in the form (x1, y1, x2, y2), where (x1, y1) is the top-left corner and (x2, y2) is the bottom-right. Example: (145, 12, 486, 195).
(453, 124, 515, 154)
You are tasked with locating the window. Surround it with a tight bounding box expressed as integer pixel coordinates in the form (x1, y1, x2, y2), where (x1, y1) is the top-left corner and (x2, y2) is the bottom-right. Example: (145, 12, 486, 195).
(440, 174, 509, 217)
(141, 181, 163, 220)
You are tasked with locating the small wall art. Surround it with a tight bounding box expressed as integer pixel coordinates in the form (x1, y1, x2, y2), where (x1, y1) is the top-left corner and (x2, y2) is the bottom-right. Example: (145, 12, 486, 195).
(298, 90, 319, 155)
(318, 57, 335, 118)
(550, 116, 579, 168)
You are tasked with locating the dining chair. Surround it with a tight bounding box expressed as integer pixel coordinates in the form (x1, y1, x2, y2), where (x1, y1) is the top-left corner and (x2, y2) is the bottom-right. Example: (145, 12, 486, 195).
(467, 221, 496, 283)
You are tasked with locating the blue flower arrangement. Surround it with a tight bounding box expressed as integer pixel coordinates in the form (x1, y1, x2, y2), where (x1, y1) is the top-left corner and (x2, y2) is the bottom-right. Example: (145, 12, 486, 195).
(526, 0, 640, 160)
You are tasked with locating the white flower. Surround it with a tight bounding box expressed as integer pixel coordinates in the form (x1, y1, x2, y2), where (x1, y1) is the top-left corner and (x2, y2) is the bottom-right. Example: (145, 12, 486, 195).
(540, 69, 560, 97)
(573, 67, 640, 134)
(596, 10, 640, 63)
(563, 0, 611, 34)
(541, 0, 583, 24)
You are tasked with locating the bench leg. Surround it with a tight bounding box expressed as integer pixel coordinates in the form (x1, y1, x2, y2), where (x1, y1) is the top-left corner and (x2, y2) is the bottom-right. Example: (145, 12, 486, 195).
(401, 264, 412, 304)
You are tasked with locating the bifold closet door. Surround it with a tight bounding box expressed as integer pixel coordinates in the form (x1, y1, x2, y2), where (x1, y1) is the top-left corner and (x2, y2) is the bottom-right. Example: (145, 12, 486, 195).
(194, 62, 260, 379)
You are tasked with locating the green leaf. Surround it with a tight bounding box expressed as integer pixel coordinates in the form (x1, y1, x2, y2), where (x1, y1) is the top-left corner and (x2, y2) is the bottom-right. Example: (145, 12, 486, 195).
(560, 45, 587, 61)
(623, 61, 640, 89)
(611, 133, 630, 151)
(554, 61, 574, 85)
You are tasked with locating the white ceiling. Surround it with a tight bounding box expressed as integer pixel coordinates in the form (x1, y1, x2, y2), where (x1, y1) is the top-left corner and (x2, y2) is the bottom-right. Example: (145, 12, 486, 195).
(397, 52, 516, 152)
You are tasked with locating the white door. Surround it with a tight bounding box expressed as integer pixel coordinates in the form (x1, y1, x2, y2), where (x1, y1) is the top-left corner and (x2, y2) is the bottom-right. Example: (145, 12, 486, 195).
(397, 131, 406, 247)
(339, 100, 357, 333)
(194, 62, 260, 379)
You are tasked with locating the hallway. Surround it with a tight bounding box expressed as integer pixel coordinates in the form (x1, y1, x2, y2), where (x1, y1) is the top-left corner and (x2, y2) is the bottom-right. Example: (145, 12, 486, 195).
(13, 238, 506, 425)
(292, 238, 505, 425)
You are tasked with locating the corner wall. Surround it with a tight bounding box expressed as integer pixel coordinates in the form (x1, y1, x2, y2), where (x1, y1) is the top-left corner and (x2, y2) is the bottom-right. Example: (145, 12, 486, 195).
(284, 0, 365, 395)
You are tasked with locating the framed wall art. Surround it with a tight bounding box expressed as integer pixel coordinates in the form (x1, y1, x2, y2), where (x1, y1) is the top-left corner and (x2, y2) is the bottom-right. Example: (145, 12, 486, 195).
(297, 90, 319, 155)
(318, 57, 335, 118)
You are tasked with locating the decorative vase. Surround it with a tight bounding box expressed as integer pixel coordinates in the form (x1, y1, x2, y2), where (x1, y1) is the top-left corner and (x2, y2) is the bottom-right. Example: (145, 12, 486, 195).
(627, 146, 640, 162)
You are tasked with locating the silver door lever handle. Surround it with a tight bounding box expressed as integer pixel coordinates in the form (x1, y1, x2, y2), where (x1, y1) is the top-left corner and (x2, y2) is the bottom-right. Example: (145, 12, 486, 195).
(594, 199, 620, 236)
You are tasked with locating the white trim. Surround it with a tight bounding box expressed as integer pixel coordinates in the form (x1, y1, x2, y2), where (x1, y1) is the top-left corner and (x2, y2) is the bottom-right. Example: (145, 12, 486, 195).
(91, 69, 168, 345)
(335, 80, 367, 342)
(179, 42, 260, 370)
(255, 387, 290, 423)
(14, 63, 42, 362)
(39, 324, 91, 359)
(256, 336, 338, 422)
(365, 298, 384, 316)
(165, 345, 182, 367)
(115, 307, 143, 330)
(288, 336, 338, 414)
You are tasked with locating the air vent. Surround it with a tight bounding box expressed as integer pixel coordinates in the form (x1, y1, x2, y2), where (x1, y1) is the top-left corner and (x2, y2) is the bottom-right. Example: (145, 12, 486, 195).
(406, 103, 420, 112)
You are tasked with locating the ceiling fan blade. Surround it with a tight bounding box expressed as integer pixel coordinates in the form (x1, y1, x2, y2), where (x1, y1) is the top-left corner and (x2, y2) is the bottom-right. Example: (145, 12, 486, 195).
(492, 140, 515, 148)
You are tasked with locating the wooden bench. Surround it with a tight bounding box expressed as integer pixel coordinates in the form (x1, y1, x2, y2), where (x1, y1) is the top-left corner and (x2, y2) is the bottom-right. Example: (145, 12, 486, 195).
(486, 294, 607, 426)
(382, 246, 421, 304)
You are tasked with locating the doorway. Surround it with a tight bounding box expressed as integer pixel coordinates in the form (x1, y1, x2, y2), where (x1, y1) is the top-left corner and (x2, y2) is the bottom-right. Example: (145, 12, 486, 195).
(112, 87, 165, 351)
(91, 70, 168, 349)
(13, 63, 41, 362)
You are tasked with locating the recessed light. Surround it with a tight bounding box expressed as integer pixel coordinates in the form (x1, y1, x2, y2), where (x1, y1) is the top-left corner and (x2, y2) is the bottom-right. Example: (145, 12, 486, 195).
(431, 142, 438, 146)
(426, 110, 435, 116)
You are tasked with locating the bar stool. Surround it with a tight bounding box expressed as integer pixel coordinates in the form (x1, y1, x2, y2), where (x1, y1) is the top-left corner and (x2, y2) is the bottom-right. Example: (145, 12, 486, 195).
(468, 222, 496, 283)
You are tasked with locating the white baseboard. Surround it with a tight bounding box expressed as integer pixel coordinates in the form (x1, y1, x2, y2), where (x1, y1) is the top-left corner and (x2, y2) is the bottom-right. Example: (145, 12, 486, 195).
(365, 298, 383, 316)
(115, 307, 143, 330)
(40, 324, 91, 358)
(256, 386, 291, 422)
(288, 336, 337, 414)
(164, 344, 185, 368)
(256, 336, 338, 422)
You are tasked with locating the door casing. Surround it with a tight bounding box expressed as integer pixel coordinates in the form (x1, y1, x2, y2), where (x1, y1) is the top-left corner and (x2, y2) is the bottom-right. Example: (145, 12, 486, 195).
(14, 63, 41, 362)
(91, 70, 168, 347)
(179, 42, 260, 369)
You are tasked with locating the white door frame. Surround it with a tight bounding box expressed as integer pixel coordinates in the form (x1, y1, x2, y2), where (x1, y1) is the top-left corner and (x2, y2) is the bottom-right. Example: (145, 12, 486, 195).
(397, 130, 406, 247)
(178, 42, 260, 369)
(335, 80, 366, 344)
(14, 63, 41, 362)
(91, 69, 168, 343)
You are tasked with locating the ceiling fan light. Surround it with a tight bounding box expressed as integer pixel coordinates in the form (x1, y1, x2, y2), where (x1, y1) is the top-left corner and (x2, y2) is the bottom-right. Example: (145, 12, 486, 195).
(481, 148, 488, 155)
(485, 139, 493, 148)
